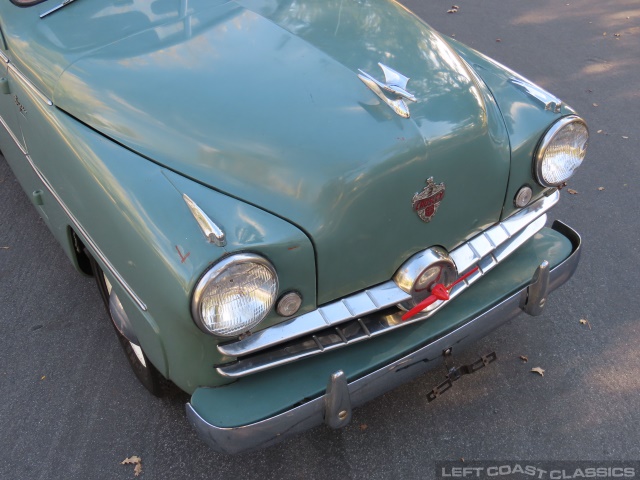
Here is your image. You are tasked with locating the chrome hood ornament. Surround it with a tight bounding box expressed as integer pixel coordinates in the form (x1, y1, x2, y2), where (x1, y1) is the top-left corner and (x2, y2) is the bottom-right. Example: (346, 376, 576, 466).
(412, 177, 445, 223)
(358, 63, 417, 118)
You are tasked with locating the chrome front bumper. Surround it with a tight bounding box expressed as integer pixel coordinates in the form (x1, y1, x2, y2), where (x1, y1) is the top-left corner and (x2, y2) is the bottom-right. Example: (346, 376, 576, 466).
(186, 221, 581, 454)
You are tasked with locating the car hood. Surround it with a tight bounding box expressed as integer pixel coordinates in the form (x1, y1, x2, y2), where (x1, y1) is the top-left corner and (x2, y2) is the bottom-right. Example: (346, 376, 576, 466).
(53, 0, 510, 304)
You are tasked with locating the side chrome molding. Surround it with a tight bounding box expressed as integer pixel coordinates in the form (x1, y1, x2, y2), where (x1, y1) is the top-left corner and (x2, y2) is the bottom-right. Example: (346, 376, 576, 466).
(0, 114, 147, 311)
(8, 63, 52, 106)
(0, 45, 53, 106)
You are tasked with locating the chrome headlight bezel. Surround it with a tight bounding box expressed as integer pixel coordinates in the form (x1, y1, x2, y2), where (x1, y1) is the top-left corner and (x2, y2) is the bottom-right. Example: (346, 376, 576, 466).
(534, 115, 589, 187)
(191, 253, 279, 337)
(393, 246, 458, 312)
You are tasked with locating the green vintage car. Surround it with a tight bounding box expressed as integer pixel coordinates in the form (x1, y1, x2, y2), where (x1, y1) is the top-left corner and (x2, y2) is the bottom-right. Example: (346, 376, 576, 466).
(1, 0, 586, 453)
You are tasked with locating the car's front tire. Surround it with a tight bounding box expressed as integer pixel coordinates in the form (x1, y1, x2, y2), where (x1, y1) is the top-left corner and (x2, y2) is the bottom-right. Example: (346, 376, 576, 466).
(90, 257, 165, 397)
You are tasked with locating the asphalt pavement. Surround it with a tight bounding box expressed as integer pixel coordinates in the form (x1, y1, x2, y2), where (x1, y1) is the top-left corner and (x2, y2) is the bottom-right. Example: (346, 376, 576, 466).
(1, 1, 639, 479)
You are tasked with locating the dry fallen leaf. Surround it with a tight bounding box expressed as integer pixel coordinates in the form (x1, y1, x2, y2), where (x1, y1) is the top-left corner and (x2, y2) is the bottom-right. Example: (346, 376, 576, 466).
(567, 188, 578, 195)
(580, 319, 592, 330)
(531, 367, 545, 377)
(597, 129, 603, 133)
(598, 187, 605, 191)
(519, 355, 529, 363)
(41, 375, 46, 380)
(121, 456, 142, 477)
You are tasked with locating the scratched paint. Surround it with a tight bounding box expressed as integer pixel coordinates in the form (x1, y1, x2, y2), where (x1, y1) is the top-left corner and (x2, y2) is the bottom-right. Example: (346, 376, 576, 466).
(175, 245, 191, 263)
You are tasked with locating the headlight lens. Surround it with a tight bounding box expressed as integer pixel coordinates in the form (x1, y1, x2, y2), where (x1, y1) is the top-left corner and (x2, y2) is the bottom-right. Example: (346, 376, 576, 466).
(535, 115, 588, 187)
(192, 253, 278, 337)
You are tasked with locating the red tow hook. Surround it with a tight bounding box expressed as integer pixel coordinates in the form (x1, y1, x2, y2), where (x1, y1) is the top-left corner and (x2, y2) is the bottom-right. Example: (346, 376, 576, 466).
(401, 267, 479, 321)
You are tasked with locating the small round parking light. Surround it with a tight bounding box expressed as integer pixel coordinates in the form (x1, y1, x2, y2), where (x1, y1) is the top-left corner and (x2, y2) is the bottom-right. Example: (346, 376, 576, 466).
(514, 186, 533, 208)
(276, 291, 303, 317)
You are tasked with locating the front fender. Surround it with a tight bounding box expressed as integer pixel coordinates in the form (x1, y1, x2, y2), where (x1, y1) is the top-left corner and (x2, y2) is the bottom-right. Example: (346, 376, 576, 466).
(23, 107, 316, 393)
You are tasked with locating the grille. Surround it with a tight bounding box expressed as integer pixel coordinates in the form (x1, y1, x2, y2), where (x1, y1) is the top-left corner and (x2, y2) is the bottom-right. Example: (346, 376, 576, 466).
(217, 191, 559, 378)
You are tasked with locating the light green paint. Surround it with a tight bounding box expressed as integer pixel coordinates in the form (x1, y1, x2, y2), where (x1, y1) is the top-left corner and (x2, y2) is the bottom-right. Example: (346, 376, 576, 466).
(0, 0, 576, 398)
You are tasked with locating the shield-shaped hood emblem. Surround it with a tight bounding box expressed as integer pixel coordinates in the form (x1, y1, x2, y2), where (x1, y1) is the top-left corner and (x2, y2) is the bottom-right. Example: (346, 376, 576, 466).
(412, 178, 445, 222)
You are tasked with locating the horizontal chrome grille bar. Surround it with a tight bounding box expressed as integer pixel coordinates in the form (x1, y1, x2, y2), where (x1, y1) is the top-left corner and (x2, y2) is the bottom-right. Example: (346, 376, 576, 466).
(217, 213, 549, 378)
(217, 191, 559, 377)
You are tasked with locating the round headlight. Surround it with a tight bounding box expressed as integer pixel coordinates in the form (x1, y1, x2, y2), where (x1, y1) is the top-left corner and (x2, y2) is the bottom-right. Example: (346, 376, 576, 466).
(192, 253, 278, 337)
(535, 115, 588, 187)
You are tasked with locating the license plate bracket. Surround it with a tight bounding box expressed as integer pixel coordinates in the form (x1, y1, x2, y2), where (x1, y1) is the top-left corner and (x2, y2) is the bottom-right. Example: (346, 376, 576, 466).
(426, 351, 497, 402)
